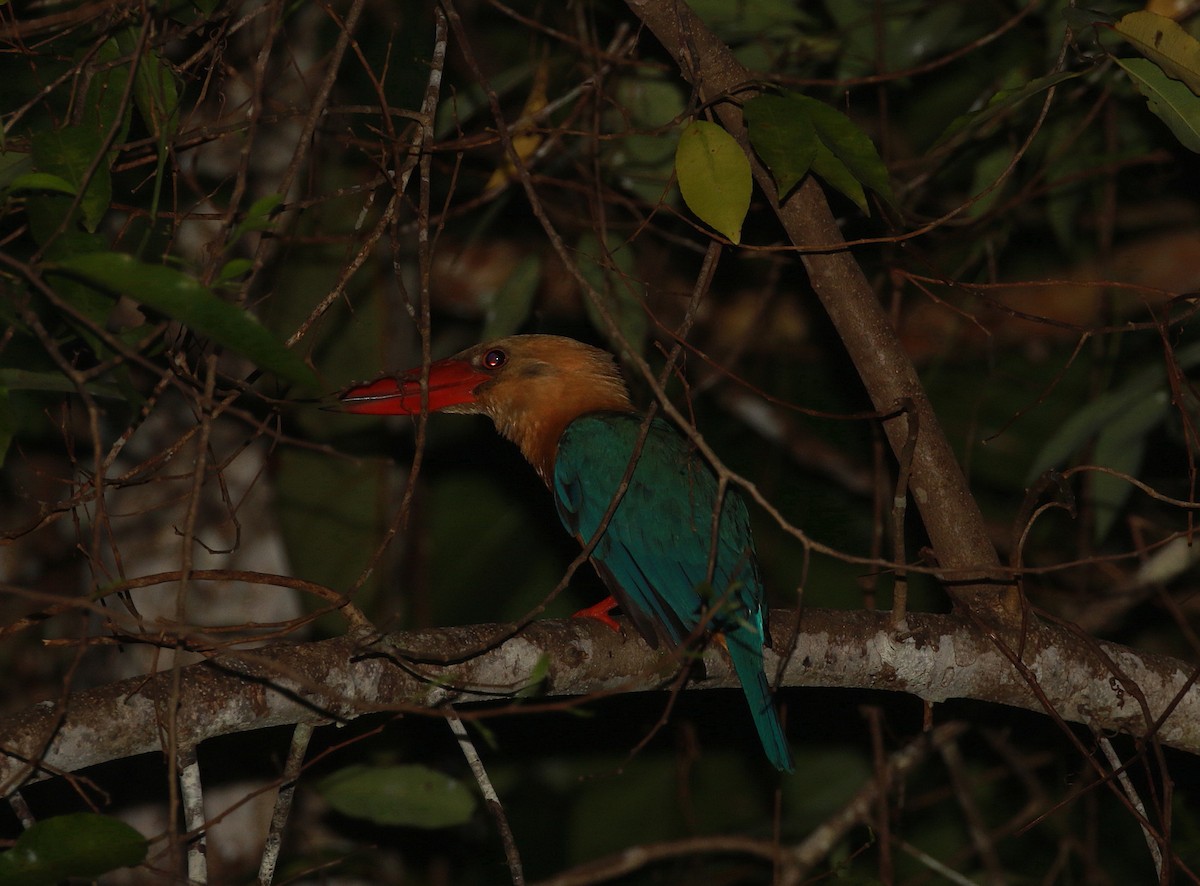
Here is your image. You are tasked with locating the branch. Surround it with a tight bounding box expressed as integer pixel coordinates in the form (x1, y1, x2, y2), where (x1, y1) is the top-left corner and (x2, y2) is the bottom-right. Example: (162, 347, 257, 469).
(1, 611, 1197, 792)
(621, 0, 1016, 623)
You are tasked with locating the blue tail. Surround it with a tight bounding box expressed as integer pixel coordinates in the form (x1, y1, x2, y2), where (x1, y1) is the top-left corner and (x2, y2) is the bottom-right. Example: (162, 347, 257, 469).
(726, 628, 794, 772)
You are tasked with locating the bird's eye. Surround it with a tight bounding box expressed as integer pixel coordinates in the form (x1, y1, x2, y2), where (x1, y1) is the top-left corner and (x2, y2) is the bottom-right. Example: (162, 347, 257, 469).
(482, 348, 507, 370)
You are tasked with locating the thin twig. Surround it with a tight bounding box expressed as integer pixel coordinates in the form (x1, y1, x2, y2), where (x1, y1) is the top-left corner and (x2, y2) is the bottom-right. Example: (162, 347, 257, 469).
(781, 723, 967, 884)
(167, 353, 218, 875)
(447, 711, 524, 885)
(243, 0, 367, 295)
(894, 838, 978, 886)
(889, 398, 917, 628)
(940, 734, 1006, 884)
(284, 1, 444, 350)
(862, 706, 893, 882)
(532, 835, 778, 886)
(178, 746, 208, 885)
(257, 722, 314, 886)
(7, 791, 34, 829)
(1099, 736, 1164, 882)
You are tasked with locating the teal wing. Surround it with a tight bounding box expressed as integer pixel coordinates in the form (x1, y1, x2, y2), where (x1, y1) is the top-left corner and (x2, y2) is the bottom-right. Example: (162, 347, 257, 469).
(553, 414, 759, 642)
(553, 414, 793, 771)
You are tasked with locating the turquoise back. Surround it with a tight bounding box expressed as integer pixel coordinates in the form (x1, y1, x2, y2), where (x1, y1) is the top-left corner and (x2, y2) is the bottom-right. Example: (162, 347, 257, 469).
(553, 413, 763, 647)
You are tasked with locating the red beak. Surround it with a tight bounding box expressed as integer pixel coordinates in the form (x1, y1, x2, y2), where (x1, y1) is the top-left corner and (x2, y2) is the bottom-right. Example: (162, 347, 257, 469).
(338, 359, 491, 415)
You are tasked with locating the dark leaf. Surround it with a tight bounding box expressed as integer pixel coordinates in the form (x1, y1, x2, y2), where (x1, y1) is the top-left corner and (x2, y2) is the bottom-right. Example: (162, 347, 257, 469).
(318, 764, 477, 829)
(51, 253, 317, 387)
(0, 813, 146, 885)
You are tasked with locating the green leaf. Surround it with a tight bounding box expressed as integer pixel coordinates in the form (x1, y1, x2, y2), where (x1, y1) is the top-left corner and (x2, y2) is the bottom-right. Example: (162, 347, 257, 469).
(1090, 390, 1169, 541)
(966, 144, 1016, 218)
(23, 195, 104, 258)
(1025, 341, 1200, 486)
(1116, 56, 1200, 153)
(115, 28, 181, 142)
(138, 48, 181, 141)
(1040, 118, 1098, 249)
(617, 75, 686, 131)
(576, 232, 647, 357)
(1026, 384, 1147, 485)
(232, 193, 283, 243)
(22, 37, 134, 238)
(50, 253, 318, 387)
(1063, 7, 1115, 31)
(889, 3, 964, 72)
(85, 38, 133, 150)
(318, 764, 477, 829)
(483, 253, 540, 340)
(797, 97, 892, 208)
(606, 75, 685, 204)
(1113, 11, 1200, 96)
(743, 94, 818, 198)
(0, 813, 147, 884)
(5, 172, 78, 195)
(690, 0, 806, 43)
(216, 258, 253, 286)
(0, 151, 32, 189)
(674, 120, 751, 243)
(30, 125, 111, 233)
(744, 93, 893, 213)
(0, 369, 124, 399)
(935, 72, 1082, 146)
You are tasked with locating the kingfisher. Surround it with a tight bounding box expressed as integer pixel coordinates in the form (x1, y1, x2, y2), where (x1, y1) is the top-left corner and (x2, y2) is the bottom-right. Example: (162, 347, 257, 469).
(339, 334, 793, 771)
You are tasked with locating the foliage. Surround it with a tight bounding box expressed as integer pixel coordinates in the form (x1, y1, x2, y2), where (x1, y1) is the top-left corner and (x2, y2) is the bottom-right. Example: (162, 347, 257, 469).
(317, 764, 478, 828)
(744, 91, 894, 211)
(1, 0, 1200, 883)
(675, 120, 752, 242)
(0, 813, 146, 884)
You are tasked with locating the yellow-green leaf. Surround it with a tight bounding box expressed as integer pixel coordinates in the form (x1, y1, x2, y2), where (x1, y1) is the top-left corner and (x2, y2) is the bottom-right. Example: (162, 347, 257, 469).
(1113, 10, 1200, 96)
(674, 121, 751, 244)
(1116, 57, 1200, 152)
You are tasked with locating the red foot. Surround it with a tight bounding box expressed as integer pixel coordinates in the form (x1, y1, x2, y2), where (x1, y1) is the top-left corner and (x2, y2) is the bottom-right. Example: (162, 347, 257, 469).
(572, 595, 622, 633)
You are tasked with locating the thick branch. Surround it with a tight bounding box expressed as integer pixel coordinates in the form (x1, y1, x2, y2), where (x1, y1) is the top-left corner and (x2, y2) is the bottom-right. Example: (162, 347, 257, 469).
(622, 0, 1016, 623)
(1, 611, 1196, 791)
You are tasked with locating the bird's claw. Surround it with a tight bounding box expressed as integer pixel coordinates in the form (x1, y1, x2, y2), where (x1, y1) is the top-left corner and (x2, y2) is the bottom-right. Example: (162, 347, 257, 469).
(572, 595, 622, 633)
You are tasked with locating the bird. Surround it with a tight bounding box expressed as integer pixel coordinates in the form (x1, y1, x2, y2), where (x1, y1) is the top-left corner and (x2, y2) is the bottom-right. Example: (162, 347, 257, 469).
(339, 334, 793, 771)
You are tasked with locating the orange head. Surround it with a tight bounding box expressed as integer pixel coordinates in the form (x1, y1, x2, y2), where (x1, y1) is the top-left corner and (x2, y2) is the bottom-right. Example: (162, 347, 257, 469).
(339, 335, 635, 480)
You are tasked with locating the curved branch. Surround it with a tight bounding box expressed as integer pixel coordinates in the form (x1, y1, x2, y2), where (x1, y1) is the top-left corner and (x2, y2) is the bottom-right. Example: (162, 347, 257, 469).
(1, 611, 1196, 792)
